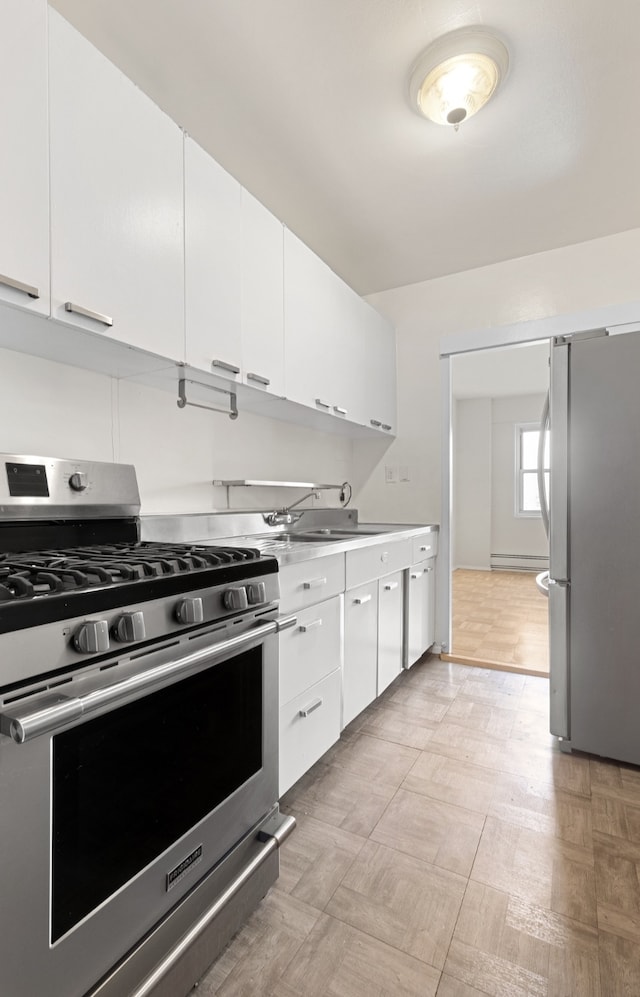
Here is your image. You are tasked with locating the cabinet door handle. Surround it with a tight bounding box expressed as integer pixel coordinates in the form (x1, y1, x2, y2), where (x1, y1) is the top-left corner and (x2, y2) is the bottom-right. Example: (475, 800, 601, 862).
(354, 594, 372, 605)
(0, 273, 39, 299)
(246, 372, 270, 386)
(384, 581, 399, 591)
(381, 424, 392, 431)
(370, 419, 382, 427)
(299, 697, 323, 718)
(419, 544, 432, 553)
(299, 618, 323, 632)
(333, 405, 348, 416)
(410, 571, 424, 580)
(64, 301, 113, 327)
(212, 359, 240, 375)
(315, 398, 331, 410)
(303, 577, 327, 590)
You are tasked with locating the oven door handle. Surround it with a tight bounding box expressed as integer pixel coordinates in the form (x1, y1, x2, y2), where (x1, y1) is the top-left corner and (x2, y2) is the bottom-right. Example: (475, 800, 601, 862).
(0, 615, 297, 745)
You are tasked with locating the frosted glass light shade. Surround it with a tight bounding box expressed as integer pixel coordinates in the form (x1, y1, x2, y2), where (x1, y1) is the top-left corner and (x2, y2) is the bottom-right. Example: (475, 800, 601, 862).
(409, 27, 509, 127)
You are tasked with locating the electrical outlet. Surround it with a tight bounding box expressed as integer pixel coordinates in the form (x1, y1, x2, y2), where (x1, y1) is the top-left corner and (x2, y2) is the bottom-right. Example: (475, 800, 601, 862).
(384, 465, 398, 484)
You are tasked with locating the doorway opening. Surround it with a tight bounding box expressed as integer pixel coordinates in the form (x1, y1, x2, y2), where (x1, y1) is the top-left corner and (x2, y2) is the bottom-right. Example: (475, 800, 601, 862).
(444, 341, 550, 676)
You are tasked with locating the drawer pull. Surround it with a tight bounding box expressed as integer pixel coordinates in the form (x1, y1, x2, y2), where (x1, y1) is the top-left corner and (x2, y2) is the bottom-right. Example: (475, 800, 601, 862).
(333, 405, 348, 416)
(410, 571, 424, 580)
(212, 359, 240, 375)
(303, 577, 327, 590)
(419, 544, 432, 553)
(0, 273, 39, 299)
(299, 697, 323, 718)
(354, 594, 372, 605)
(299, 619, 323, 632)
(315, 398, 331, 410)
(246, 372, 270, 386)
(384, 581, 399, 591)
(64, 301, 113, 327)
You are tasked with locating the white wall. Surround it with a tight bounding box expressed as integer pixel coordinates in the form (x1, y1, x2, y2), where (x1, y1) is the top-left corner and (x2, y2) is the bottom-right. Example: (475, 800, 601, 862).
(359, 227, 640, 524)
(0, 339, 354, 516)
(454, 398, 491, 569)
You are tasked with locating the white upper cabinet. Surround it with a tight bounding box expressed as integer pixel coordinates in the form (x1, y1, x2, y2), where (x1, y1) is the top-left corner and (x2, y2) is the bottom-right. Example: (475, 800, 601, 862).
(0, 0, 49, 316)
(48, 9, 184, 359)
(184, 136, 242, 380)
(241, 189, 284, 396)
(361, 304, 397, 432)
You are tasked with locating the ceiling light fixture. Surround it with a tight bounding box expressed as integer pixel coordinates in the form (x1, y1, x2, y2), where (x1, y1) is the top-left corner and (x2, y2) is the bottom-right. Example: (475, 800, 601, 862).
(409, 26, 509, 130)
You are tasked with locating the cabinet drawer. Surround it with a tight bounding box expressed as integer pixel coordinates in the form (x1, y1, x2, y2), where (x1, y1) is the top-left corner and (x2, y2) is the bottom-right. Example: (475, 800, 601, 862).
(279, 668, 341, 796)
(412, 532, 438, 564)
(279, 553, 345, 613)
(346, 538, 411, 589)
(279, 595, 343, 706)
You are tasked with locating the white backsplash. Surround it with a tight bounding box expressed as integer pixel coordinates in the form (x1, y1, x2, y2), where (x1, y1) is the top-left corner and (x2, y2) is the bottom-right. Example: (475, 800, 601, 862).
(0, 344, 354, 517)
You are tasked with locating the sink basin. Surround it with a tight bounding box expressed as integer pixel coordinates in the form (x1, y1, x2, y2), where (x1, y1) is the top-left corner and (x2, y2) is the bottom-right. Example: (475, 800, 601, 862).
(294, 529, 380, 538)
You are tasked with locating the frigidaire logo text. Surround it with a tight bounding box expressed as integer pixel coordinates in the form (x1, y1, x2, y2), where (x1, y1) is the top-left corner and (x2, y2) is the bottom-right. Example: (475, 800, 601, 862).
(166, 845, 203, 891)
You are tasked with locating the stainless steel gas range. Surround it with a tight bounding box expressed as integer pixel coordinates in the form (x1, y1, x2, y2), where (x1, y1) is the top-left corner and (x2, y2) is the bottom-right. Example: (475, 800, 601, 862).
(0, 454, 295, 997)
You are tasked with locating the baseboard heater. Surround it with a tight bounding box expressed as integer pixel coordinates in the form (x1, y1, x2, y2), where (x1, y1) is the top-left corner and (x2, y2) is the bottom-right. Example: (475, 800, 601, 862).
(490, 553, 549, 572)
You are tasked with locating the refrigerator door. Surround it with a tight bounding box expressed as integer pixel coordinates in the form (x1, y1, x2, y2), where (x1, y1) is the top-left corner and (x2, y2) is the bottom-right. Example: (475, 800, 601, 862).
(567, 331, 640, 763)
(548, 578, 569, 737)
(548, 339, 570, 739)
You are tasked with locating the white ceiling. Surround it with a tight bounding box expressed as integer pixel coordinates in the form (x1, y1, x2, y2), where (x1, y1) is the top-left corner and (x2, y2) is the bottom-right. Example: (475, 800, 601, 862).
(50, 0, 640, 296)
(452, 341, 549, 398)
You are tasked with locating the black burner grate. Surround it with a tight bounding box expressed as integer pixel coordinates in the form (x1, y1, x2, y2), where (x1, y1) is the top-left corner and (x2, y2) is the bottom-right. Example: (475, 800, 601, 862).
(0, 542, 262, 602)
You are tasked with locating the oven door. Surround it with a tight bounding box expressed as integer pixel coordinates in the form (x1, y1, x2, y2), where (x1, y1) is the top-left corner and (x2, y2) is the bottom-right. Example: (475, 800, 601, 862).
(0, 616, 282, 997)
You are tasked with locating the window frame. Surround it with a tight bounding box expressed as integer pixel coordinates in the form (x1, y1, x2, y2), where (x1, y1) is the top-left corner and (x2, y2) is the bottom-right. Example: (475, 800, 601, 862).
(515, 422, 549, 518)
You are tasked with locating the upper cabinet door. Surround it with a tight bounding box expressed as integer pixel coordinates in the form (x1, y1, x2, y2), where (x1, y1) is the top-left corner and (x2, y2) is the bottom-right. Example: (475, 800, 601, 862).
(0, 0, 49, 315)
(184, 136, 242, 380)
(362, 305, 397, 433)
(241, 190, 284, 396)
(48, 10, 184, 359)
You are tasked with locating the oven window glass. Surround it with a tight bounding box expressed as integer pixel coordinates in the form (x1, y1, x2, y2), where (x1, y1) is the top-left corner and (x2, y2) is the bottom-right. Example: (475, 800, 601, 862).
(51, 647, 262, 942)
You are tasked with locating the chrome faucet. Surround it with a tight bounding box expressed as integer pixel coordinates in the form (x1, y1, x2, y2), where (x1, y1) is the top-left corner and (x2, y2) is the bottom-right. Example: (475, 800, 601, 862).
(264, 491, 320, 527)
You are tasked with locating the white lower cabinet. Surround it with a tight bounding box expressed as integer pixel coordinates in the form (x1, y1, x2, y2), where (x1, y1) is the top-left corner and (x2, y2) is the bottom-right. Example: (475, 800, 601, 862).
(343, 580, 378, 726)
(405, 560, 436, 667)
(279, 668, 342, 797)
(278, 586, 343, 797)
(377, 571, 404, 694)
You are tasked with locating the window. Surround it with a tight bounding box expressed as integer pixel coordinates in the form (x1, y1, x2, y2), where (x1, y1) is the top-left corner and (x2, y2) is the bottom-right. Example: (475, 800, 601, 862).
(516, 423, 549, 516)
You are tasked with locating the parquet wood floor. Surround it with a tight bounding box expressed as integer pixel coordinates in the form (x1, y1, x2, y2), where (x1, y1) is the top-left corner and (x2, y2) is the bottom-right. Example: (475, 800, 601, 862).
(448, 568, 549, 676)
(195, 658, 640, 996)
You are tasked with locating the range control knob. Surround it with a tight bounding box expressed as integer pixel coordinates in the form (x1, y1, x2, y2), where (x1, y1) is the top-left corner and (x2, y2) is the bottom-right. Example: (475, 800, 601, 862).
(176, 597, 204, 625)
(74, 620, 110, 654)
(223, 587, 249, 612)
(113, 611, 146, 643)
(69, 472, 88, 492)
(246, 582, 266, 605)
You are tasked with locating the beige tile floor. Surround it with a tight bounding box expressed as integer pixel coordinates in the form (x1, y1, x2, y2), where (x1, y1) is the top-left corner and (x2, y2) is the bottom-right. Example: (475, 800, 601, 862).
(195, 656, 640, 996)
(449, 569, 549, 675)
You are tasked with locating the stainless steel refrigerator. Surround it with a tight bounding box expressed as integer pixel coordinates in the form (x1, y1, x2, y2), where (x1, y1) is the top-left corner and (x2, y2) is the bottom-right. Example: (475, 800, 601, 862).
(545, 327, 640, 765)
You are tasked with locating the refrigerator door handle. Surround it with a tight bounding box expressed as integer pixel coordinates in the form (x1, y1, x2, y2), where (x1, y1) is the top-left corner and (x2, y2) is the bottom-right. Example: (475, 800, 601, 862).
(548, 577, 570, 739)
(537, 390, 550, 539)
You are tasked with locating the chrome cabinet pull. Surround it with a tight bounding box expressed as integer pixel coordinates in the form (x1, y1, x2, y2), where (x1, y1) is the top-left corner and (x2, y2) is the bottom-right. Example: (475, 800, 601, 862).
(354, 593, 372, 605)
(65, 301, 113, 327)
(212, 359, 240, 375)
(333, 405, 348, 416)
(419, 544, 432, 553)
(410, 570, 424, 580)
(0, 616, 297, 744)
(370, 419, 382, 427)
(315, 398, 331, 409)
(303, 577, 327, 590)
(381, 423, 392, 431)
(246, 372, 270, 386)
(299, 618, 323, 632)
(299, 697, 323, 718)
(384, 581, 399, 591)
(0, 273, 39, 299)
